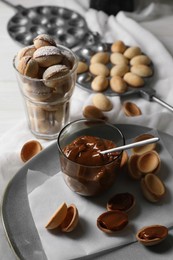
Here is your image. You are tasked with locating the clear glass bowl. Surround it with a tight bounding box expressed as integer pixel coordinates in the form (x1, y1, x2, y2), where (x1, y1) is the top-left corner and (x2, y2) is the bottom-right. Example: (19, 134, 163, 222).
(57, 119, 125, 196)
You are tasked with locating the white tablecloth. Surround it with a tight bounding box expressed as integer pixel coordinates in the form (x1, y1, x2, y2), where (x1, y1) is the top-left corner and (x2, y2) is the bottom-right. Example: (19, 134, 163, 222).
(1, 0, 173, 259)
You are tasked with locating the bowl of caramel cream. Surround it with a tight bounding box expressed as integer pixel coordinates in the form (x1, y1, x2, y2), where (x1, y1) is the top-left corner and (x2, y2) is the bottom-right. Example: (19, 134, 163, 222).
(57, 119, 125, 196)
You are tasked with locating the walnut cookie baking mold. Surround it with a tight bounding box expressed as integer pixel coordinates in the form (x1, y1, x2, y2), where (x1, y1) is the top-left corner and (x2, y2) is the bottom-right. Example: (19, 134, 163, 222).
(76, 40, 154, 96)
(7, 4, 89, 48)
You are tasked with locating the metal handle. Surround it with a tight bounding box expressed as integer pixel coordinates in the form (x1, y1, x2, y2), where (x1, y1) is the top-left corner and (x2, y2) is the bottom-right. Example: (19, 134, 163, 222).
(100, 137, 159, 154)
(139, 88, 173, 112)
(152, 96, 173, 112)
(1, 0, 25, 11)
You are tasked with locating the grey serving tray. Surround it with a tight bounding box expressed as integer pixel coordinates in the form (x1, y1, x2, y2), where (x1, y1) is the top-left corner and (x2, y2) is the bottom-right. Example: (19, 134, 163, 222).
(1, 124, 173, 260)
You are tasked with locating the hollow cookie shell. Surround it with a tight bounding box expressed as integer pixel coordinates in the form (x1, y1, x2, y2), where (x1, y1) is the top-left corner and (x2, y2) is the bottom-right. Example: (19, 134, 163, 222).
(45, 202, 68, 230)
(128, 154, 142, 180)
(45, 203, 79, 232)
(137, 150, 161, 175)
(120, 151, 129, 168)
(140, 174, 166, 202)
(60, 204, 79, 232)
(136, 225, 168, 246)
(123, 101, 142, 116)
(92, 93, 113, 111)
(20, 140, 43, 162)
(132, 134, 157, 155)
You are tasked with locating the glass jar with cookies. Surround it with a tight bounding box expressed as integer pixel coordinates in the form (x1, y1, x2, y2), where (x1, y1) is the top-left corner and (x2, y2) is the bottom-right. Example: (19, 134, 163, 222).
(13, 34, 78, 139)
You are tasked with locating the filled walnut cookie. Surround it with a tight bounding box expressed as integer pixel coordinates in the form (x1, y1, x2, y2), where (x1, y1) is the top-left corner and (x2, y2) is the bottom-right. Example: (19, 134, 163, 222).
(43, 64, 70, 88)
(33, 34, 56, 49)
(33, 46, 63, 67)
(17, 45, 36, 60)
(23, 82, 52, 101)
(17, 56, 39, 78)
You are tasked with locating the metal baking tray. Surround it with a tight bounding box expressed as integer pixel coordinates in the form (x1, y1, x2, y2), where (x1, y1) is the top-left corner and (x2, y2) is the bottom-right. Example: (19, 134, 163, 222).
(75, 43, 154, 97)
(2, 0, 89, 48)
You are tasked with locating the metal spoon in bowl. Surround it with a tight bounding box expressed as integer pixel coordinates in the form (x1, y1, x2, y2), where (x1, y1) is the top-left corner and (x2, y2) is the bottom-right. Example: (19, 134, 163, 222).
(100, 137, 160, 154)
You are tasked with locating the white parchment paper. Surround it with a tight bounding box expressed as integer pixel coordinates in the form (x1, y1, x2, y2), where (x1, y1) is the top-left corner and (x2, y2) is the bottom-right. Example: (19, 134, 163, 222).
(28, 134, 173, 260)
